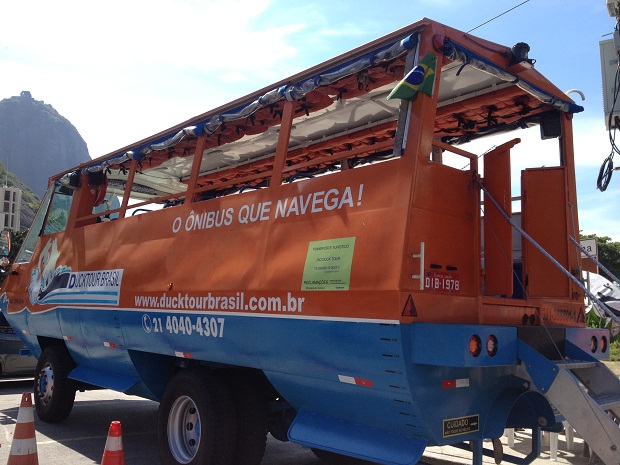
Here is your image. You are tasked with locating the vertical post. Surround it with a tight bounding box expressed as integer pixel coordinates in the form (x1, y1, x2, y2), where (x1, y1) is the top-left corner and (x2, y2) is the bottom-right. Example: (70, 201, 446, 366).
(401, 24, 443, 163)
(564, 422, 574, 450)
(550, 431, 558, 460)
(471, 440, 483, 465)
(559, 114, 582, 301)
(185, 134, 209, 203)
(270, 100, 295, 188)
(119, 158, 138, 219)
(521, 427, 542, 465)
(66, 172, 96, 230)
(473, 162, 482, 323)
(506, 428, 515, 448)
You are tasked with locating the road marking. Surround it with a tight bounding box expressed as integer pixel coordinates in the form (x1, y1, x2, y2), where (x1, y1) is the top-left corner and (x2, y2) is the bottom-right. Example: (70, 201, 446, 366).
(36, 430, 156, 445)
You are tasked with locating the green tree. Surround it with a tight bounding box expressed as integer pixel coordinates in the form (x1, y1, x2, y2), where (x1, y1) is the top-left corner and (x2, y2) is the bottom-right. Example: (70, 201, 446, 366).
(580, 234, 620, 280)
(7, 229, 27, 263)
(581, 234, 620, 344)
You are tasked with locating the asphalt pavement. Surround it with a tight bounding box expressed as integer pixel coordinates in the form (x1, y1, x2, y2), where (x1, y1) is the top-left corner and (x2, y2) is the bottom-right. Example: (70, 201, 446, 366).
(0, 378, 593, 465)
(423, 429, 590, 465)
(0, 379, 326, 465)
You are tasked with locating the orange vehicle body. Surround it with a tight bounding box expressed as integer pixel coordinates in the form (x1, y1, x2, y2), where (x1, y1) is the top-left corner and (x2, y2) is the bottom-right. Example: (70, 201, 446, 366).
(0, 18, 610, 465)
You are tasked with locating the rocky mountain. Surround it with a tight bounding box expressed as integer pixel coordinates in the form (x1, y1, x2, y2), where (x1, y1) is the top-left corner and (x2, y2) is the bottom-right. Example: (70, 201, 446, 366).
(0, 91, 90, 198)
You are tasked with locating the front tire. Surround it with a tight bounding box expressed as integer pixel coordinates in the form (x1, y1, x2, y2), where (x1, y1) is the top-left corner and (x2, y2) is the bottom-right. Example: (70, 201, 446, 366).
(34, 345, 77, 422)
(158, 370, 237, 465)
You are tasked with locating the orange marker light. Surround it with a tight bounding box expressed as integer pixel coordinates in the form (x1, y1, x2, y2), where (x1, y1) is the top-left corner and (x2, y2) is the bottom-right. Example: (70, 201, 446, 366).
(469, 335, 481, 357)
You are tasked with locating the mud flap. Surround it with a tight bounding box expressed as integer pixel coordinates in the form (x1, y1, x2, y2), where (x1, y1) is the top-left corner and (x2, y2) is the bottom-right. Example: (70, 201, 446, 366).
(484, 388, 557, 438)
(288, 410, 426, 465)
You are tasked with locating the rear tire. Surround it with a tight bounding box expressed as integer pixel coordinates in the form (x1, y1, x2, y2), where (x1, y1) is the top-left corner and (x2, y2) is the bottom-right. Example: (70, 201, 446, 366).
(158, 370, 237, 465)
(225, 372, 269, 465)
(34, 345, 77, 422)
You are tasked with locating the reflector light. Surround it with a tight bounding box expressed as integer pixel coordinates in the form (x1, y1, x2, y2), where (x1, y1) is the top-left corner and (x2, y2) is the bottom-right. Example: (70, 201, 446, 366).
(402, 294, 417, 317)
(433, 34, 445, 53)
(469, 335, 481, 357)
(486, 335, 498, 357)
(441, 378, 470, 389)
(600, 336, 608, 353)
(338, 374, 374, 388)
(590, 336, 598, 353)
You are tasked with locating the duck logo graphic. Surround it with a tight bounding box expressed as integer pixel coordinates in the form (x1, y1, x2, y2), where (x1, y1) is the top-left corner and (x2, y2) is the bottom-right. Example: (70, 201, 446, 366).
(28, 239, 124, 306)
(28, 239, 71, 305)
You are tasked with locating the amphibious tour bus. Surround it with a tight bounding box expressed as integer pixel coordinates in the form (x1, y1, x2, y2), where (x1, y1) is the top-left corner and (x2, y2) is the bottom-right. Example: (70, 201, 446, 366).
(2, 17, 620, 465)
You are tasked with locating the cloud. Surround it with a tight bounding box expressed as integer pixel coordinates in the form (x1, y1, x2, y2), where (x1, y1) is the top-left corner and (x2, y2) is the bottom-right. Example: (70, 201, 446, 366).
(573, 118, 612, 167)
(442, 118, 620, 240)
(219, 71, 250, 84)
(0, 0, 313, 156)
(3, 0, 416, 160)
(0, 0, 304, 76)
(318, 23, 368, 37)
(578, 187, 620, 240)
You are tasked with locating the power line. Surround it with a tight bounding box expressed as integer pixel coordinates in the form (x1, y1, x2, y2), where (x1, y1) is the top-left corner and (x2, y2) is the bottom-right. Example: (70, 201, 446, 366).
(466, 0, 531, 34)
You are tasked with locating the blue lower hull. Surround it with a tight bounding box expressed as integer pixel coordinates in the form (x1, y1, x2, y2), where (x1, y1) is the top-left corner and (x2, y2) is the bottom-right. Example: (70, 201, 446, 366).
(2, 301, 558, 463)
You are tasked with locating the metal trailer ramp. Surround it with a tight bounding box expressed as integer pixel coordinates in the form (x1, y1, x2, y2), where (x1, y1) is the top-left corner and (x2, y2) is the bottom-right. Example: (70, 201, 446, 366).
(518, 340, 620, 465)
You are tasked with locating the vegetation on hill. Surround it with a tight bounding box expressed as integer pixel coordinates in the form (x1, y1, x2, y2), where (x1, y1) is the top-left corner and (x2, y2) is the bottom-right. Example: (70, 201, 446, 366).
(0, 160, 40, 212)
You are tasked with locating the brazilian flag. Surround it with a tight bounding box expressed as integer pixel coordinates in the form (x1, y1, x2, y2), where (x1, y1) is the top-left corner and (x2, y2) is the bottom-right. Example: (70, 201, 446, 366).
(387, 53, 437, 101)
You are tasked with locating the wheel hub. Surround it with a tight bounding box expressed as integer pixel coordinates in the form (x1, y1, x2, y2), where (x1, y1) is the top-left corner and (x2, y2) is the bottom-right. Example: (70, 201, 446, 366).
(167, 395, 201, 464)
(37, 364, 54, 406)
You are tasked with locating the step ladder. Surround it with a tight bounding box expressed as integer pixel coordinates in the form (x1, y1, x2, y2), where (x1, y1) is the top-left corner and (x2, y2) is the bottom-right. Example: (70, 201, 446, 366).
(519, 341, 620, 465)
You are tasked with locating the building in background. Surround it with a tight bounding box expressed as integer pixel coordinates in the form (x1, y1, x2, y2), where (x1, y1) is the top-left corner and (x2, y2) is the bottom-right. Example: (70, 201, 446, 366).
(0, 186, 21, 231)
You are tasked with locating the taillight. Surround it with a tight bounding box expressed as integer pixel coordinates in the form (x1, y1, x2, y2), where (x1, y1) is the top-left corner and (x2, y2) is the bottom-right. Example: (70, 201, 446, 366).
(486, 335, 498, 357)
(469, 335, 481, 357)
(590, 336, 598, 353)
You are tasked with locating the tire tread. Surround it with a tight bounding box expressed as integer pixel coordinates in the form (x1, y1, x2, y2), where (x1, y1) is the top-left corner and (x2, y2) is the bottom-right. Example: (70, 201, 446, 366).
(34, 345, 77, 423)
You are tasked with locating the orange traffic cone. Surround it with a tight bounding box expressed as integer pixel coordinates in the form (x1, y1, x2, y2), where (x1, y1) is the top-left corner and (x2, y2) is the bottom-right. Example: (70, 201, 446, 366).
(101, 421, 125, 465)
(7, 392, 38, 465)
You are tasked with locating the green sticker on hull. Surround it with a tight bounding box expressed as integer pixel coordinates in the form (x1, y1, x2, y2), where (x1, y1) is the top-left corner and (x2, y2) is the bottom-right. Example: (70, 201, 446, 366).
(302, 237, 356, 291)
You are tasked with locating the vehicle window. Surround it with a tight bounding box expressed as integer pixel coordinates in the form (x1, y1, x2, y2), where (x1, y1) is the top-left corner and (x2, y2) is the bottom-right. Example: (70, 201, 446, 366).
(92, 193, 121, 221)
(43, 184, 74, 235)
(15, 186, 54, 264)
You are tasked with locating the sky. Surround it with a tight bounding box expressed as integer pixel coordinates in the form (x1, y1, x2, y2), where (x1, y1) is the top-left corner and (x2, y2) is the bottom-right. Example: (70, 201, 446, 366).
(1, 0, 619, 239)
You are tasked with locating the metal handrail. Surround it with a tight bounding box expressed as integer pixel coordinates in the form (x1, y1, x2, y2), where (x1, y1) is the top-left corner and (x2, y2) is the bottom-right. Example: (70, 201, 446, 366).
(475, 176, 620, 326)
